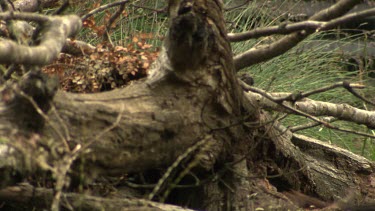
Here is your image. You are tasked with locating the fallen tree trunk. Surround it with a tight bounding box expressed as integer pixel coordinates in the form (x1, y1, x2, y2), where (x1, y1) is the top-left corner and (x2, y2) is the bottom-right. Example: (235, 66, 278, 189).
(0, 183, 195, 211)
(0, 0, 374, 210)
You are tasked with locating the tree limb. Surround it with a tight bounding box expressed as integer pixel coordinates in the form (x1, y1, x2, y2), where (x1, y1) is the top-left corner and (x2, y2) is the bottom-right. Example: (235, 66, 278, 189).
(233, 0, 361, 71)
(0, 12, 81, 65)
(245, 89, 375, 129)
(81, 0, 130, 21)
(228, 7, 375, 42)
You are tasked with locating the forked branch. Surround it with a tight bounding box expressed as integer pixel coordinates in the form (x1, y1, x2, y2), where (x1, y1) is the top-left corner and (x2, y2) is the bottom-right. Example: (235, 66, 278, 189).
(233, 0, 360, 70)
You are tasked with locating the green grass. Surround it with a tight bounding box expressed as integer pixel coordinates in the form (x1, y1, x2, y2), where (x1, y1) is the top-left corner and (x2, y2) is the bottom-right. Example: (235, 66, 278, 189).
(71, 0, 167, 48)
(226, 0, 375, 159)
(66, 0, 375, 159)
(0, 137, 9, 144)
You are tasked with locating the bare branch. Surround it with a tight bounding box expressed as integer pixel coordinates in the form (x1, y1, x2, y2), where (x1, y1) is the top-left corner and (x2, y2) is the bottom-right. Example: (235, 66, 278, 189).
(290, 117, 337, 132)
(244, 87, 375, 130)
(131, 3, 166, 13)
(342, 82, 375, 107)
(241, 81, 335, 129)
(62, 38, 96, 55)
(53, 0, 70, 15)
(148, 135, 212, 201)
(228, 8, 375, 42)
(103, 3, 126, 41)
(273, 81, 365, 103)
(224, 0, 251, 12)
(228, 21, 323, 42)
(259, 80, 375, 109)
(233, 0, 360, 71)
(318, 7, 375, 31)
(0, 12, 81, 65)
(81, 0, 130, 21)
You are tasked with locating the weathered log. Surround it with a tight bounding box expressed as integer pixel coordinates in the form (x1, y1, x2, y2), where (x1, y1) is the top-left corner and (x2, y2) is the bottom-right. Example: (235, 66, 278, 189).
(0, 0, 374, 210)
(0, 183, 195, 211)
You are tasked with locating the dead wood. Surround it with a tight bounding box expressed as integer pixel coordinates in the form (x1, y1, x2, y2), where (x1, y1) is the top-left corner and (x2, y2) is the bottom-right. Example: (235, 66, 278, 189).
(0, 183, 195, 211)
(0, 0, 374, 210)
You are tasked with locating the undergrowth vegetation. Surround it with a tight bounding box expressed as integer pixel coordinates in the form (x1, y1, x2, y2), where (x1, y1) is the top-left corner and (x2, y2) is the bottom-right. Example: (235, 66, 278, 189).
(41, 0, 375, 159)
(226, 0, 375, 159)
(43, 0, 164, 92)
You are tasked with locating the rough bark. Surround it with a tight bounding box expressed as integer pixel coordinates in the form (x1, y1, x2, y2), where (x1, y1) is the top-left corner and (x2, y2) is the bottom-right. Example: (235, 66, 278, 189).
(0, 183, 196, 211)
(0, 0, 374, 210)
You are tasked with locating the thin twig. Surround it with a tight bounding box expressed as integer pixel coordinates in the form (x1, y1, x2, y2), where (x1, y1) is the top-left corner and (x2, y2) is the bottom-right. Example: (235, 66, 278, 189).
(51, 144, 81, 211)
(50, 104, 71, 142)
(241, 81, 375, 139)
(80, 104, 124, 152)
(131, 3, 166, 13)
(224, 0, 251, 12)
(271, 81, 374, 107)
(228, 21, 323, 42)
(273, 81, 365, 103)
(53, 0, 70, 15)
(50, 106, 123, 210)
(343, 82, 375, 107)
(241, 82, 331, 126)
(148, 135, 211, 201)
(17, 90, 70, 151)
(81, 0, 130, 21)
(3, 64, 17, 80)
(290, 117, 337, 132)
(103, 4, 126, 41)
